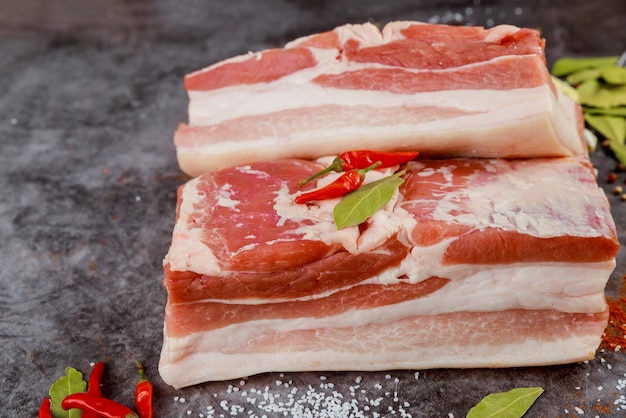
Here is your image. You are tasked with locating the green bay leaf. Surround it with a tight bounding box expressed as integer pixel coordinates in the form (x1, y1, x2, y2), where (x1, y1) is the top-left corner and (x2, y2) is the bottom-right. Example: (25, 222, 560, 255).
(566, 68, 601, 85)
(466, 387, 544, 418)
(551, 56, 617, 77)
(602, 66, 626, 85)
(585, 113, 626, 143)
(333, 170, 405, 229)
(49, 367, 86, 418)
(578, 79, 626, 108)
(585, 113, 626, 165)
(585, 106, 626, 117)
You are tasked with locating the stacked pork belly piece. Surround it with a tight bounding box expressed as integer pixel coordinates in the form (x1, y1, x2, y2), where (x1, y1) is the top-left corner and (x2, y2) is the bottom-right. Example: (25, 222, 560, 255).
(160, 21, 619, 388)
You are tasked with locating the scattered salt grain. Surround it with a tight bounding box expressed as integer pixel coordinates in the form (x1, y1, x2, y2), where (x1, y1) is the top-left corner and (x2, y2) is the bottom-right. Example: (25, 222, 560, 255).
(414, 372, 419, 381)
(575, 406, 584, 414)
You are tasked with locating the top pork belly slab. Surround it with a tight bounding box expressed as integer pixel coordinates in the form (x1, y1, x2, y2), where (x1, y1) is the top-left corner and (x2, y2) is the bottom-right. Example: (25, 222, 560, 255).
(159, 156, 618, 388)
(174, 21, 586, 176)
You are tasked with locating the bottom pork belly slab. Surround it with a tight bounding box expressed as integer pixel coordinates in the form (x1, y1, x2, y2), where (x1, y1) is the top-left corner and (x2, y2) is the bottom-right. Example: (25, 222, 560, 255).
(159, 156, 618, 388)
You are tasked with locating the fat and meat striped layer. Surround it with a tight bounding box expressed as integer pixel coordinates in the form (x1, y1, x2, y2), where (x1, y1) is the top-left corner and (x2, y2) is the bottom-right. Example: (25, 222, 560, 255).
(174, 21, 585, 176)
(160, 156, 618, 386)
(160, 308, 609, 387)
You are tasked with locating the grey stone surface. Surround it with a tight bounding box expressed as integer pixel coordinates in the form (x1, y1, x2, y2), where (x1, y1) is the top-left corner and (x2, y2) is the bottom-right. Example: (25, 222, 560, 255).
(1, 0, 625, 416)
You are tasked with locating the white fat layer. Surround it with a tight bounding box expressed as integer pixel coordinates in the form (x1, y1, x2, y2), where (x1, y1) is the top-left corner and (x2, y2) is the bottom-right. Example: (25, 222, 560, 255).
(160, 329, 599, 387)
(177, 92, 584, 177)
(188, 83, 550, 127)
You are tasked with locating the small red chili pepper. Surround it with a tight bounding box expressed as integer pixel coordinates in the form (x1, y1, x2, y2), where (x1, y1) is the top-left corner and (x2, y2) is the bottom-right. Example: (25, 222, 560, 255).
(88, 362, 105, 396)
(134, 359, 153, 418)
(38, 397, 52, 418)
(299, 149, 418, 185)
(295, 162, 380, 204)
(62, 393, 138, 418)
(81, 361, 106, 418)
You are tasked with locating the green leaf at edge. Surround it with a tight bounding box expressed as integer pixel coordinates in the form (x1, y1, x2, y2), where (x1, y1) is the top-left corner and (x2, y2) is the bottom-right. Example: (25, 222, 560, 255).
(333, 170, 405, 229)
(585, 113, 626, 143)
(566, 68, 601, 85)
(49, 366, 87, 418)
(578, 79, 626, 109)
(584, 106, 626, 117)
(602, 65, 626, 85)
(551, 56, 617, 77)
(466, 387, 544, 418)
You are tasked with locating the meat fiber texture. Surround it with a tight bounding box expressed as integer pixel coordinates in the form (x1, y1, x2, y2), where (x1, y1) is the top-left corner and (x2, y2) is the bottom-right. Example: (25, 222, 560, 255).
(159, 156, 619, 388)
(174, 21, 586, 177)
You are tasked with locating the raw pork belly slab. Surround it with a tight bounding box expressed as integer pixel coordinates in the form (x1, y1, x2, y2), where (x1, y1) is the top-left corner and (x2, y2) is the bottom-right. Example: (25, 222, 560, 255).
(174, 21, 586, 176)
(159, 156, 618, 388)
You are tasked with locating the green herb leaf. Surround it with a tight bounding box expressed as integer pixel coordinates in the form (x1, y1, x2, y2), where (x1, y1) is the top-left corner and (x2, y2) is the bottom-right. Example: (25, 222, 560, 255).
(586, 113, 626, 164)
(585, 106, 626, 117)
(566, 68, 601, 85)
(585, 113, 626, 143)
(333, 170, 405, 229)
(578, 78, 626, 109)
(49, 367, 87, 418)
(601, 66, 626, 85)
(466, 387, 544, 418)
(551, 56, 618, 77)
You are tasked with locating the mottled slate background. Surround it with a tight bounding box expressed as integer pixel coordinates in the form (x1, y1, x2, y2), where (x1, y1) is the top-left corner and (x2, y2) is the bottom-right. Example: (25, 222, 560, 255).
(1, 0, 625, 416)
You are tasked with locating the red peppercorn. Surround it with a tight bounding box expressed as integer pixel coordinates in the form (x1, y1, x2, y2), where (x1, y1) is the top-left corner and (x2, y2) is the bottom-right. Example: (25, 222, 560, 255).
(607, 172, 617, 183)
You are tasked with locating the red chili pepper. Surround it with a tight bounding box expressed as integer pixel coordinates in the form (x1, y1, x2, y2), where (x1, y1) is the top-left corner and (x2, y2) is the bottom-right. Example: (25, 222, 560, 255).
(134, 359, 153, 418)
(38, 397, 52, 418)
(62, 393, 138, 418)
(81, 361, 106, 418)
(295, 162, 380, 204)
(88, 362, 105, 396)
(299, 150, 418, 185)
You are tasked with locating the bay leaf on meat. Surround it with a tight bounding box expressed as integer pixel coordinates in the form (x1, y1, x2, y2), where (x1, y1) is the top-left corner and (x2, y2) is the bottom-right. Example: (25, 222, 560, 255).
(333, 170, 405, 229)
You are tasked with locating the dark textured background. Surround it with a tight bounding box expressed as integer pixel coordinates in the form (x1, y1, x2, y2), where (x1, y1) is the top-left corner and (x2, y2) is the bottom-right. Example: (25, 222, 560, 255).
(1, 0, 626, 416)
